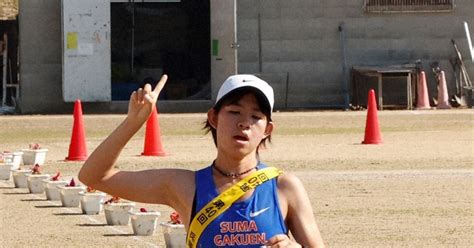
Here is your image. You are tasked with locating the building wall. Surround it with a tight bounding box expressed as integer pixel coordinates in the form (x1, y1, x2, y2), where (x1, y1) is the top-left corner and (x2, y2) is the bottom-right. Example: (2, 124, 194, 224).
(18, 0, 212, 114)
(18, 0, 474, 113)
(19, 0, 67, 113)
(237, 0, 474, 109)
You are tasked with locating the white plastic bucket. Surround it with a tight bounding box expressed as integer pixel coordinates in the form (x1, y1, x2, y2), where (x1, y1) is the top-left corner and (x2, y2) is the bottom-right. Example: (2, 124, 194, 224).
(21, 149, 48, 166)
(103, 202, 135, 225)
(0, 163, 13, 180)
(12, 169, 31, 188)
(129, 210, 161, 236)
(160, 222, 186, 248)
(42, 179, 69, 201)
(2, 152, 23, 170)
(57, 185, 87, 207)
(79, 191, 106, 215)
(27, 174, 50, 193)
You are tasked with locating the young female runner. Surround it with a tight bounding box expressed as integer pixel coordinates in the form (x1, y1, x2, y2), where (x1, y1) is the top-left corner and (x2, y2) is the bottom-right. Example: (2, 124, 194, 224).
(79, 74, 325, 247)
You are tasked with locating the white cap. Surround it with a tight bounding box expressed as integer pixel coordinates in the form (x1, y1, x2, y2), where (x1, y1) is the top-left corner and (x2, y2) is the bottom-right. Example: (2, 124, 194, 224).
(215, 74, 274, 112)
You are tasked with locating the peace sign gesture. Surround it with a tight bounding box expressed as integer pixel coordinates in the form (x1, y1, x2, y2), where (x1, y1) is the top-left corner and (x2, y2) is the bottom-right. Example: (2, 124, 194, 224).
(127, 74, 168, 125)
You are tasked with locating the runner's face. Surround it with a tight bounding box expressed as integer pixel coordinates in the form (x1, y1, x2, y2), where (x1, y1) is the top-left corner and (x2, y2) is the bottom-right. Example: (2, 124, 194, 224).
(215, 93, 272, 158)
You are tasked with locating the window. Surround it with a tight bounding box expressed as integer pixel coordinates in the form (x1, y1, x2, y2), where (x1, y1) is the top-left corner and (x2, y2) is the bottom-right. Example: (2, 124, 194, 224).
(364, 0, 454, 13)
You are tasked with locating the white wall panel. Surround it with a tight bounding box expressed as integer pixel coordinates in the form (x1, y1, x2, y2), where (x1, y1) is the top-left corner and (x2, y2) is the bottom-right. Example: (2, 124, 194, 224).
(62, 0, 110, 102)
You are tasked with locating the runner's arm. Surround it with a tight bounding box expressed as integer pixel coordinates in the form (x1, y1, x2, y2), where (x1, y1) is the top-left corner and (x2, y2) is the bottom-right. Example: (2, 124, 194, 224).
(78, 116, 191, 205)
(276, 173, 325, 247)
(78, 75, 192, 205)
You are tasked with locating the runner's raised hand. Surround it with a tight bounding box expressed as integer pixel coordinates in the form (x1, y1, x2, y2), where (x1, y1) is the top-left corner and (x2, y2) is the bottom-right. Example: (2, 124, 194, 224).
(127, 74, 168, 124)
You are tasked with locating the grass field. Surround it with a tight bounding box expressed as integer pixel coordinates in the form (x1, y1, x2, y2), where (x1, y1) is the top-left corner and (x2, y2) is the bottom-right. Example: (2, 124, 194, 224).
(0, 109, 472, 247)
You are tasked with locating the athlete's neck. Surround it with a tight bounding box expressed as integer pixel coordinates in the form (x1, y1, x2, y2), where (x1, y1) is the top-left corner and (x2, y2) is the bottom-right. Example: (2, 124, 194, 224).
(213, 156, 258, 177)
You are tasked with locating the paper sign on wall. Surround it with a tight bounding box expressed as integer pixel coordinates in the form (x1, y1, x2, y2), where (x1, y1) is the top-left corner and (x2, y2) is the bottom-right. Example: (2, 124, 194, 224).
(78, 43, 94, 55)
(67, 32, 78, 49)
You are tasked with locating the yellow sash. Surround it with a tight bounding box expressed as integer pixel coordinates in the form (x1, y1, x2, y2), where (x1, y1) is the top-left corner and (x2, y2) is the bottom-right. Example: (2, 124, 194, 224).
(186, 167, 282, 248)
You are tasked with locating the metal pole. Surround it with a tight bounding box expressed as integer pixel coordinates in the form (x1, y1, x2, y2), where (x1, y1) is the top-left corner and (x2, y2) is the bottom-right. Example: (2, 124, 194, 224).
(464, 21, 474, 63)
(285, 72, 289, 108)
(339, 22, 350, 110)
(233, 0, 238, 74)
(257, 13, 262, 73)
(131, 0, 136, 79)
(2, 33, 7, 106)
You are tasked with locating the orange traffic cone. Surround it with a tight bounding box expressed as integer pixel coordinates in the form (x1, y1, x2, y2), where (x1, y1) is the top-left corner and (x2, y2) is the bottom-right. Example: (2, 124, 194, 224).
(436, 71, 451, 109)
(141, 107, 166, 156)
(416, 71, 431, 109)
(362, 89, 382, 144)
(66, 99, 88, 161)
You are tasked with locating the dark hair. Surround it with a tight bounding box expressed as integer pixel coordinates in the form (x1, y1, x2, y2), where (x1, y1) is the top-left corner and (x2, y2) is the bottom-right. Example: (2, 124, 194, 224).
(203, 87, 272, 156)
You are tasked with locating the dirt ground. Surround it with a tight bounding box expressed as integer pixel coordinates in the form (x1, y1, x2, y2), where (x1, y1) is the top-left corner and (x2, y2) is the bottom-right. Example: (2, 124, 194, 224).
(0, 109, 472, 247)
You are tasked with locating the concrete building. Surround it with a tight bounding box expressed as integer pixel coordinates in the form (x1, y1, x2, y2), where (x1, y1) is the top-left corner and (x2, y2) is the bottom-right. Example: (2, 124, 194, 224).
(10, 0, 474, 113)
